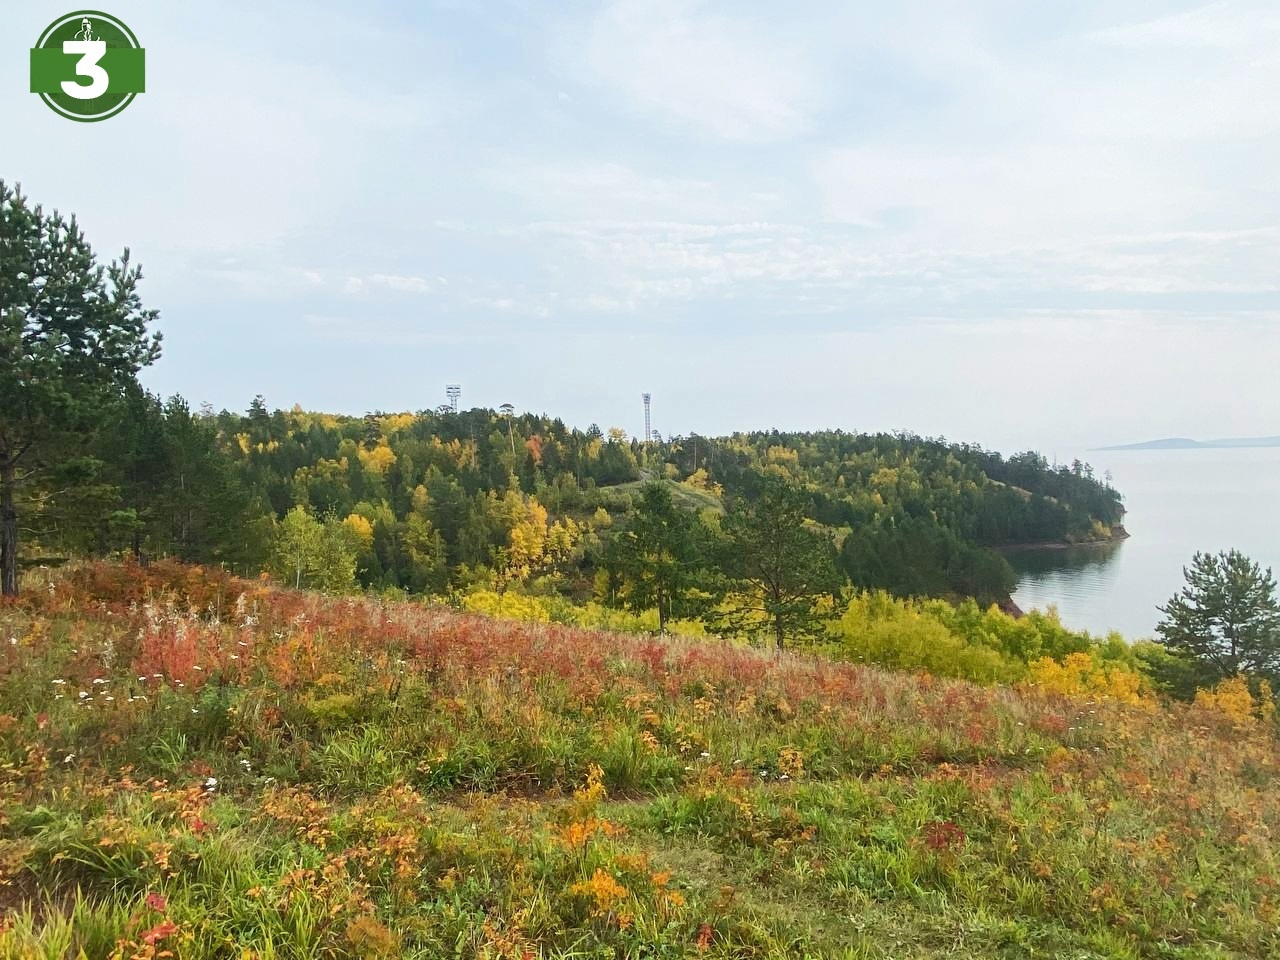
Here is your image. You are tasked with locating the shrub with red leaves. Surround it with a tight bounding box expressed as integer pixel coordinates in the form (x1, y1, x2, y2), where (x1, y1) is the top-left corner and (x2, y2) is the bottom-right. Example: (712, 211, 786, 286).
(923, 820, 967, 853)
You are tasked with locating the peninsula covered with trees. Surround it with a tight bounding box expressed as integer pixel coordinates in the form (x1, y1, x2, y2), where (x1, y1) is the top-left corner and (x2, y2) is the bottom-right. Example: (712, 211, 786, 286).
(10, 391, 1126, 615)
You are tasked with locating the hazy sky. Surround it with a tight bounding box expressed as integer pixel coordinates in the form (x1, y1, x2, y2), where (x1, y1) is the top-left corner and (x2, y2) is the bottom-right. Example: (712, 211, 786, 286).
(5, 0, 1278, 456)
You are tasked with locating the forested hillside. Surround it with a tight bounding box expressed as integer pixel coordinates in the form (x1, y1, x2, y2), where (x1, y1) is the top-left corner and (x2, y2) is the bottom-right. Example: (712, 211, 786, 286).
(22, 389, 1123, 610)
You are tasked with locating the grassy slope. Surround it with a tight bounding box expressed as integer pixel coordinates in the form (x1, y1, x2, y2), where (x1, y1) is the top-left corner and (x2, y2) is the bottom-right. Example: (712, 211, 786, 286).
(612, 476, 725, 514)
(0, 563, 1277, 959)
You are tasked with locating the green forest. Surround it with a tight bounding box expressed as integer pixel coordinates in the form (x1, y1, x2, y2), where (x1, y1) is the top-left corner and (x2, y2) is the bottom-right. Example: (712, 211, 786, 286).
(13, 388, 1126, 614)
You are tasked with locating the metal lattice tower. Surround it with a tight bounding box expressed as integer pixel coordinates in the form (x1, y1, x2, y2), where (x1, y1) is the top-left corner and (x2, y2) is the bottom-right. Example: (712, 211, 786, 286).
(446, 384, 461, 413)
(642, 393, 651, 446)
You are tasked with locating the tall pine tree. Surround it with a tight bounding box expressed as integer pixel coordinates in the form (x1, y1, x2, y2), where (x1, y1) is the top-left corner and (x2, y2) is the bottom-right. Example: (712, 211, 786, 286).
(0, 181, 161, 595)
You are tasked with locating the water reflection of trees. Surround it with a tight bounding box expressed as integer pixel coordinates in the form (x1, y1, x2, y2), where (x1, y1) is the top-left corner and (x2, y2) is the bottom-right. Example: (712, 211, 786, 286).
(1005, 540, 1124, 577)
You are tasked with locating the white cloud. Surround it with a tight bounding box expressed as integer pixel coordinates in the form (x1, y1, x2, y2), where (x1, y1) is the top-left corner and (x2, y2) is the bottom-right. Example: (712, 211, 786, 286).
(401, 214, 1278, 323)
(303, 313, 500, 346)
(813, 141, 1218, 245)
(341, 274, 434, 295)
(487, 160, 786, 223)
(574, 0, 822, 143)
(1089, 1, 1280, 48)
(7, 0, 1278, 442)
(809, 0, 1280, 275)
(369, 274, 432, 293)
(1061, 4, 1280, 142)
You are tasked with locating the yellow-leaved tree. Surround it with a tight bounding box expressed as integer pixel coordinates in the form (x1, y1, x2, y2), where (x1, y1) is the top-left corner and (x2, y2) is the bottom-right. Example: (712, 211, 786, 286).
(496, 495, 581, 590)
(357, 441, 397, 476)
(1027, 651, 1149, 705)
(1193, 676, 1276, 728)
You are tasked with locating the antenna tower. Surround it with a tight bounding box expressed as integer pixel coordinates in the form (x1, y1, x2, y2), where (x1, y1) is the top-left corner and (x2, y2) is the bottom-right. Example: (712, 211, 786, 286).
(642, 393, 651, 446)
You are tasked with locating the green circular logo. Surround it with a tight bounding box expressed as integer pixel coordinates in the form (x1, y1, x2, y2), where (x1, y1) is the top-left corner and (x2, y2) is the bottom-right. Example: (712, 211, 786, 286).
(31, 11, 145, 122)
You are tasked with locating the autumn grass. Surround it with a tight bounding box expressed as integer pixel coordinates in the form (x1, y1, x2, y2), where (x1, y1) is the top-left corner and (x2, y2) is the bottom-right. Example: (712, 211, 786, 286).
(0, 561, 1277, 958)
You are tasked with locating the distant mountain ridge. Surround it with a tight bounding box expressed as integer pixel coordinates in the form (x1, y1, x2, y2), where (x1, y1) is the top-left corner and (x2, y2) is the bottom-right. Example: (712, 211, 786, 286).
(1096, 435, 1280, 451)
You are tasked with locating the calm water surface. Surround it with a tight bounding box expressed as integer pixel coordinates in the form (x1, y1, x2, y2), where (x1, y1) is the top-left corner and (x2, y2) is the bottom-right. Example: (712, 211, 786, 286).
(1009, 447, 1280, 640)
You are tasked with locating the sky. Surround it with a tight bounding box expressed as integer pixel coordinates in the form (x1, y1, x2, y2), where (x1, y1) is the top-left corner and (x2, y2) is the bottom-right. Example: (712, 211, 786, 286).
(4, 0, 1278, 457)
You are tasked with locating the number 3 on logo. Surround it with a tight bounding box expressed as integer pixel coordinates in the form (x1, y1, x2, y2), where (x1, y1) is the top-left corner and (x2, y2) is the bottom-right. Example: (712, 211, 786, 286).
(31, 11, 146, 122)
(61, 40, 108, 99)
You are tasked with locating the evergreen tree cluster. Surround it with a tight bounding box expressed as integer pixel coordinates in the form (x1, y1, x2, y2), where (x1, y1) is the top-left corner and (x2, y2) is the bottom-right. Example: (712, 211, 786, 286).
(17, 396, 1129, 614)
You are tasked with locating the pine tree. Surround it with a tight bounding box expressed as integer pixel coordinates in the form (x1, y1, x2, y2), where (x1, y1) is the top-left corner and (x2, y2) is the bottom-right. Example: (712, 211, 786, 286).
(1157, 550, 1280, 681)
(708, 475, 840, 650)
(0, 180, 161, 595)
(605, 483, 706, 633)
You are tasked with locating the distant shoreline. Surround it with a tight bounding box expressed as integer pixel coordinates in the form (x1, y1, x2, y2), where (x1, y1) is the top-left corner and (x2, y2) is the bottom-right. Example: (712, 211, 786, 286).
(996, 527, 1129, 553)
(1095, 436, 1280, 451)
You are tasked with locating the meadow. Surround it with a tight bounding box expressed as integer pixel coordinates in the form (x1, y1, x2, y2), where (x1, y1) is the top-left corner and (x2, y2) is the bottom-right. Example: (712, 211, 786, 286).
(0, 562, 1277, 959)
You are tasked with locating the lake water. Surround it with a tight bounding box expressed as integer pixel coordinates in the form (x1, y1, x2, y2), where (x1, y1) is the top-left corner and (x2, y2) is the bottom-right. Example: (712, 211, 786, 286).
(1008, 447, 1280, 640)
